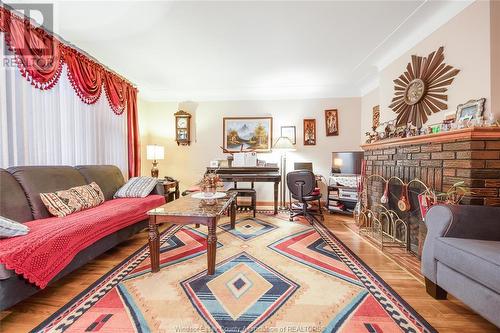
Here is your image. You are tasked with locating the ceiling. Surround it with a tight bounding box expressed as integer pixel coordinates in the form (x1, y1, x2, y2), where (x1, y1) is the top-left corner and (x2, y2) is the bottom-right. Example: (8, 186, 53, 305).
(14, 0, 473, 101)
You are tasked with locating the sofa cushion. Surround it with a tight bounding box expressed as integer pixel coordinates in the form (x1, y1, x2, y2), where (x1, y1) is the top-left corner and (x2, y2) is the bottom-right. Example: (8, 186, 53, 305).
(114, 177, 159, 198)
(7, 166, 88, 220)
(40, 182, 105, 217)
(0, 169, 33, 223)
(76, 165, 125, 201)
(0, 216, 29, 238)
(435, 237, 500, 293)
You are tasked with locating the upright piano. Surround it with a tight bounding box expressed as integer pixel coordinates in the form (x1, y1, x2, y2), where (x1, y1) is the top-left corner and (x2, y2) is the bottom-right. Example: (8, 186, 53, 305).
(205, 166, 281, 214)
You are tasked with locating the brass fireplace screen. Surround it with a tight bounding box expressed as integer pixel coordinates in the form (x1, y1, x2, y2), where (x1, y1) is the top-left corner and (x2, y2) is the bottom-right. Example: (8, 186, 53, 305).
(355, 175, 433, 255)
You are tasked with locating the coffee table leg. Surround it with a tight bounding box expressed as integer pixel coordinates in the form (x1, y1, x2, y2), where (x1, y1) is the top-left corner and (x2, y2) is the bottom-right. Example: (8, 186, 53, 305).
(207, 218, 217, 275)
(230, 200, 236, 229)
(148, 216, 160, 273)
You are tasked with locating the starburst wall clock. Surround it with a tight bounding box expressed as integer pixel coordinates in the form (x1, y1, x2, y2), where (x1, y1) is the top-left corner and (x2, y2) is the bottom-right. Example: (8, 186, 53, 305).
(389, 46, 460, 128)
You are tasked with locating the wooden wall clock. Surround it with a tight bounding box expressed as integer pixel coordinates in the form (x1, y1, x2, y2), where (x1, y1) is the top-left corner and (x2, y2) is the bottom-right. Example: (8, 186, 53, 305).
(174, 110, 191, 145)
(389, 46, 460, 128)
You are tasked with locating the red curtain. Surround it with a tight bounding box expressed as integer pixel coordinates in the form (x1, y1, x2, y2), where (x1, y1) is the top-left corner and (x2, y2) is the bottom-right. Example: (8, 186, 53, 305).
(1, 5, 141, 177)
(126, 87, 141, 178)
(1, 7, 62, 89)
(63, 46, 103, 104)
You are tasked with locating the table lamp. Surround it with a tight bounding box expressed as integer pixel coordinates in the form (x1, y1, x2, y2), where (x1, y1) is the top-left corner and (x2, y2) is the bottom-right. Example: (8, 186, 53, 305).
(272, 136, 296, 209)
(146, 144, 165, 178)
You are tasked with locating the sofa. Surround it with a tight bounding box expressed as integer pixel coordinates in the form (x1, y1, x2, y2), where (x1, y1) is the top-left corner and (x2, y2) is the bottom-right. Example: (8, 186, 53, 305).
(422, 204, 500, 328)
(0, 165, 165, 310)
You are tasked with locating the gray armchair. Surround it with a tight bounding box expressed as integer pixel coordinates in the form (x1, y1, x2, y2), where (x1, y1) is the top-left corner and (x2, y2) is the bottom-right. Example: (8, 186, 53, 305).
(422, 205, 500, 328)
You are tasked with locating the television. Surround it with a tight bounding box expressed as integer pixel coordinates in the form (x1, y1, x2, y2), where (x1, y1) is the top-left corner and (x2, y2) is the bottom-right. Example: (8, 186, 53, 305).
(331, 151, 364, 174)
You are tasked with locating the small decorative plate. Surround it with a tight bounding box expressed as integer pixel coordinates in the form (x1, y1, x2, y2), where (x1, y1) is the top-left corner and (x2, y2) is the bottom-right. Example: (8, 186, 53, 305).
(191, 192, 227, 200)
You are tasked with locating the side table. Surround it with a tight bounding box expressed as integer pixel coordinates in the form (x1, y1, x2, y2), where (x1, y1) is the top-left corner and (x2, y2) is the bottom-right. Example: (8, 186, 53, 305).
(162, 180, 180, 203)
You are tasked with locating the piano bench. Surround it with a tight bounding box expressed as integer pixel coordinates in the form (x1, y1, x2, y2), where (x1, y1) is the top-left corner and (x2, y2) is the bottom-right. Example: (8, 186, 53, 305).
(228, 188, 256, 218)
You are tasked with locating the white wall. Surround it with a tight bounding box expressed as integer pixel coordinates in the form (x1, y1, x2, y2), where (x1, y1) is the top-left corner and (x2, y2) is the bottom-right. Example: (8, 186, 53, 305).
(491, 0, 500, 115)
(360, 87, 380, 144)
(361, 1, 494, 138)
(138, 97, 361, 201)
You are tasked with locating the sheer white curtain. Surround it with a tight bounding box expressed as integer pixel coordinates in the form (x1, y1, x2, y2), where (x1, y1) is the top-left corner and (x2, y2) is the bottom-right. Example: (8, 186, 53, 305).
(0, 38, 128, 175)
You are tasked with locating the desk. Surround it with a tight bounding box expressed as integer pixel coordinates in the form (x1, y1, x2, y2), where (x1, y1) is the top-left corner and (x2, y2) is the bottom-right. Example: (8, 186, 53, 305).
(148, 191, 237, 275)
(206, 167, 281, 214)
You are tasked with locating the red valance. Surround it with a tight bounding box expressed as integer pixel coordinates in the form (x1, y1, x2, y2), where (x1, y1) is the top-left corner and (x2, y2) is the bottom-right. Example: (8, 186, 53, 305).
(103, 72, 127, 115)
(63, 46, 103, 104)
(2, 8, 62, 89)
(1, 5, 141, 176)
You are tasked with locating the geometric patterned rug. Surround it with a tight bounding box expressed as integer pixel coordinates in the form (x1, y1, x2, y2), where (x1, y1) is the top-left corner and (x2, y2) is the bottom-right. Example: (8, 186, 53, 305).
(33, 213, 436, 333)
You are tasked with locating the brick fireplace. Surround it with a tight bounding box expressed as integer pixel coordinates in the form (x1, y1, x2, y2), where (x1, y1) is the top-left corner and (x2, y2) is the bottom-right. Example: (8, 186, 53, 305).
(361, 127, 500, 256)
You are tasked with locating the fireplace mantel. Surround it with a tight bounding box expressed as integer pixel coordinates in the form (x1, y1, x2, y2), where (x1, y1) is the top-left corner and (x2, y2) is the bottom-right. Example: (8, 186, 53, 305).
(361, 127, 500, 150)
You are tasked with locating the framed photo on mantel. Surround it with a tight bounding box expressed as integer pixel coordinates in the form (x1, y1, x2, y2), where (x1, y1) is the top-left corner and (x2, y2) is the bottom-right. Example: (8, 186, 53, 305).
(303, 119, 316, 146)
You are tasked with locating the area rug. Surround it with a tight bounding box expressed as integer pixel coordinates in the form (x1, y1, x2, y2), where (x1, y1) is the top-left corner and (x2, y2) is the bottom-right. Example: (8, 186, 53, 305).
(33, 213, 436, 333)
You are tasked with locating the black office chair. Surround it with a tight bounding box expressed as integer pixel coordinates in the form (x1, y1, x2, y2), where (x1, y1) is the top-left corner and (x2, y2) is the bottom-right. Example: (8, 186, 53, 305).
(287, 170, 323, 224)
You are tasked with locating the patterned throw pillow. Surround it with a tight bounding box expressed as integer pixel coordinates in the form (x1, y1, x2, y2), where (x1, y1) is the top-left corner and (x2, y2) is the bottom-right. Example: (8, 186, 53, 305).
(40, 182, 105, 218)
(114, 177, 158, 198)
(0, 216, 29, 238)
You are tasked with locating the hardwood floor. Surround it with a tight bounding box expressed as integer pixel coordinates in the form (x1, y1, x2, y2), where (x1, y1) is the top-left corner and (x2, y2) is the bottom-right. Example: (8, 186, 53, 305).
(1, 213, 498, 332)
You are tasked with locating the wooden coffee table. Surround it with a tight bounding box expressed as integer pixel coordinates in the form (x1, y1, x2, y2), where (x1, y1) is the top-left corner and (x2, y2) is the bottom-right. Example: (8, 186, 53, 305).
(147, 191, 237, 275)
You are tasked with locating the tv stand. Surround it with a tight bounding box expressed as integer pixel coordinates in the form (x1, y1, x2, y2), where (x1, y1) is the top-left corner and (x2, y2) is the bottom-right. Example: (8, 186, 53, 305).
(327, 174, 360, 215)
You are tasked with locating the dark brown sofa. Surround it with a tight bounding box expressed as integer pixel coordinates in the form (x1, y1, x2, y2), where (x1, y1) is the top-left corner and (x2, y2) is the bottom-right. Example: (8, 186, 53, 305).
(0, 165, 164, 310)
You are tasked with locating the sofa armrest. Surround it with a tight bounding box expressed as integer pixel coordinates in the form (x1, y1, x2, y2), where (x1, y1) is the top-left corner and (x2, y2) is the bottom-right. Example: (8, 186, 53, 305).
(421, 204, 500, 282)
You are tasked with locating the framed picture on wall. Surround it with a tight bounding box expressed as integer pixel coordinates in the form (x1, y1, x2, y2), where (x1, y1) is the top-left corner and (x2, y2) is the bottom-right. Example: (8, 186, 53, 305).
(280, 126, 296, 145)
(223, 117, 273, 152)
(303, 119, 316, 146)
(325, 109, 339, 136)
(372, 105, 380, 130)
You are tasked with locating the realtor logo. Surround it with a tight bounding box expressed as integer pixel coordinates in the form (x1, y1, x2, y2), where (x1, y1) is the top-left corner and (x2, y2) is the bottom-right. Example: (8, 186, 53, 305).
(3, 3, 54, 56)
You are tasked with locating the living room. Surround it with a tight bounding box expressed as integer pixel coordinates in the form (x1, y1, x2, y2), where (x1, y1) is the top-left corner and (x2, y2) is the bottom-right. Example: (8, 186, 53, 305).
(1, 1, 499, 332)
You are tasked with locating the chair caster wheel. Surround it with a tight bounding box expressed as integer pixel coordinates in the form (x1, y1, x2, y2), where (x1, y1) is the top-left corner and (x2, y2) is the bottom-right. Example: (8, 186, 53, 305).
(289, 217, 293, 222)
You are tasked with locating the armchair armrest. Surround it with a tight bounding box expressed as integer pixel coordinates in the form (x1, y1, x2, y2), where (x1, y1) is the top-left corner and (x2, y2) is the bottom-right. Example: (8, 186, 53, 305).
(422, 204, 500, 282)
(437, 204, 500, 241)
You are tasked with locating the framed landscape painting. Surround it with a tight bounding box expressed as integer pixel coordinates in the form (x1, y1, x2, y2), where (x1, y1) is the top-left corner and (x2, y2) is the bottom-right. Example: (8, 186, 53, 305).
(223, 117, 273, 152)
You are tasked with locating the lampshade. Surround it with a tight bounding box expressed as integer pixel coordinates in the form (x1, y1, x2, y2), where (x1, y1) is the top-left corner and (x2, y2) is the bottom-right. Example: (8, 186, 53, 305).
(272, 136, 296, 151)
(146, 145, 165, 160)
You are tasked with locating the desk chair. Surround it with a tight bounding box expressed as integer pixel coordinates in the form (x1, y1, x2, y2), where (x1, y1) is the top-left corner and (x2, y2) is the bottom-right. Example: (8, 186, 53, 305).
(287, 170, 323, 224)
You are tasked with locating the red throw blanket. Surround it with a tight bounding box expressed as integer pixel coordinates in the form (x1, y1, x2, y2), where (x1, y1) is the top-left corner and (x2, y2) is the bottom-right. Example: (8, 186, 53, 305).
(0, 195, 165, 288)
